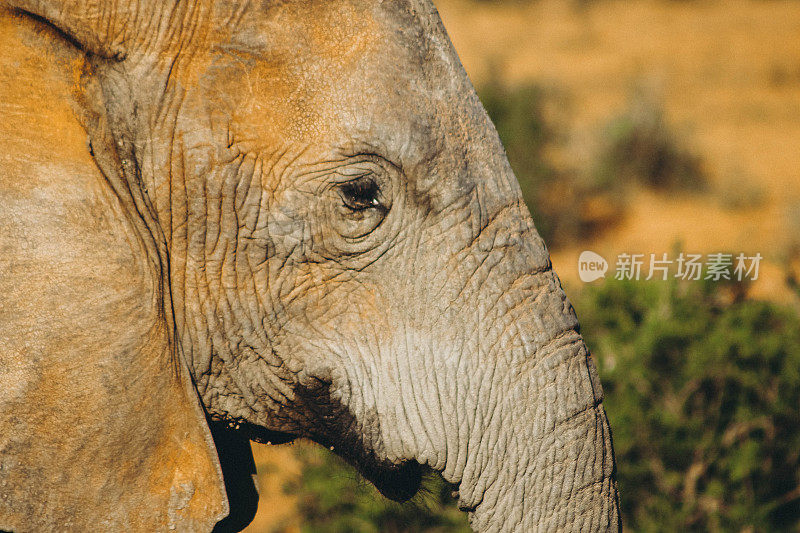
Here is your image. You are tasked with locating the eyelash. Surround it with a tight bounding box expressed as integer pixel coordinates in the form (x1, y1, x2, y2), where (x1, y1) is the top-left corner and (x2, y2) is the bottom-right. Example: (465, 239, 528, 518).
(338, 177, 382, 211)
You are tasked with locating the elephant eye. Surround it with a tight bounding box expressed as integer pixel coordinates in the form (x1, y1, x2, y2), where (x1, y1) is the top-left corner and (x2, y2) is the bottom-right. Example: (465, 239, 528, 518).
(322, 159, 395, 246)
(338, 177, 384, 212)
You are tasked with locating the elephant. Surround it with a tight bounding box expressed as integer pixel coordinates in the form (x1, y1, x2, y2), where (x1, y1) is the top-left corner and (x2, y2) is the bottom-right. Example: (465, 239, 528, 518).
(0, 0, 619, 531)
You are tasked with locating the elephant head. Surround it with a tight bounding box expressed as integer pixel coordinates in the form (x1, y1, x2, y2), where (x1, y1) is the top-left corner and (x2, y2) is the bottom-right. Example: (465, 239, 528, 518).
(0, 0, 619, 530)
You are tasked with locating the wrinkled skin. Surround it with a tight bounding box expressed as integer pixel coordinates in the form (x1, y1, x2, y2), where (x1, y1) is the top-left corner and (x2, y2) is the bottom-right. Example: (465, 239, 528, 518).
(0, 0, 619, 531)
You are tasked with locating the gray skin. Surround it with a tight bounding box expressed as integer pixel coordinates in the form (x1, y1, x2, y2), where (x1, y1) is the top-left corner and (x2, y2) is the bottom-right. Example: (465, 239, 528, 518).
(0, 0, 619, 531)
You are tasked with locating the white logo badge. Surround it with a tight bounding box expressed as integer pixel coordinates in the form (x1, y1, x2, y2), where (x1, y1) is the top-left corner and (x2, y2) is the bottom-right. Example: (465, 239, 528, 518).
(578, 250, 608, 283)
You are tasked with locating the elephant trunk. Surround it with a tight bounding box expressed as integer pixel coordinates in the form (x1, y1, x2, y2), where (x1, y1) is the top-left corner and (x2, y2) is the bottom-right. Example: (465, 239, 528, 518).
(442, 268, 619, 531)
(466, 331, 618, 530)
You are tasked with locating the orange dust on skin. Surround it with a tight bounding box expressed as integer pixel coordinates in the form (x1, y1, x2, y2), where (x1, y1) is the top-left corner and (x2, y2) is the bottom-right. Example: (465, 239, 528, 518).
(0, 8, 227, 531)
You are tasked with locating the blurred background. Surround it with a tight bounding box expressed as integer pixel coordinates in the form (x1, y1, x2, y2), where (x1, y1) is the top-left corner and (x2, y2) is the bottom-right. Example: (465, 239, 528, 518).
(244, 0, 800, 530)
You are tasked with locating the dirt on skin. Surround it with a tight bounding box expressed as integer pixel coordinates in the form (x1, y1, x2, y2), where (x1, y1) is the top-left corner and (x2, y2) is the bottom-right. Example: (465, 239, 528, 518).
(246, 0, 800, 530)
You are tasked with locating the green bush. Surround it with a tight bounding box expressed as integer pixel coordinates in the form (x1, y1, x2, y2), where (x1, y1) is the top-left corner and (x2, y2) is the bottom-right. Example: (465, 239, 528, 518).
(593, 92, 706, 192)
(575, 279, 800, 531)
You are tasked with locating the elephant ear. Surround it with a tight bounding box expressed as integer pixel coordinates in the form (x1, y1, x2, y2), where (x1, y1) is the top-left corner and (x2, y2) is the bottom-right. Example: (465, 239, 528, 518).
(0, 8, 229, 532)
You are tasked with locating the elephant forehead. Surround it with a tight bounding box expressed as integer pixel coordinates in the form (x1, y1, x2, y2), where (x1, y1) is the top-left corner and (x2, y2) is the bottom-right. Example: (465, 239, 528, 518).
(195, 0, 447, 155)
(203, 2, 375, 131)
(218, 0, 378, 62)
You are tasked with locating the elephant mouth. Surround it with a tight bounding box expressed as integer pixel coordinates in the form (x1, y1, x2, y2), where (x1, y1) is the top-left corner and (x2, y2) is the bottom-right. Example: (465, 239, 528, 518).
(291, 380, 424, 501)
(356, 456, 423, 502)
(308, 420, 423, 501)
(241, 422, 423, 501)
(311, 433, 423, 502)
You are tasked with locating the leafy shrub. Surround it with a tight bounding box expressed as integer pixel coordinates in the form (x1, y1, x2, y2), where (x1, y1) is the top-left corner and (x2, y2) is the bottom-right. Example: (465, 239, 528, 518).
(575, 278, 800, 531)
(593, 90, 706, 192)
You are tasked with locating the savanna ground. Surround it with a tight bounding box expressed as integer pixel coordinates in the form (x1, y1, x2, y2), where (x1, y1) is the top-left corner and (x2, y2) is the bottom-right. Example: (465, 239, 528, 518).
(244, 1, 800, 530)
